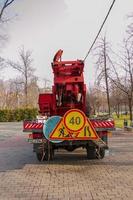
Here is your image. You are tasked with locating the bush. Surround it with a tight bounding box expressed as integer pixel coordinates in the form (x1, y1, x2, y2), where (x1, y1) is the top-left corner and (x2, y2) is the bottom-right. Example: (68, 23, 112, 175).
(0, 108, 38, 122)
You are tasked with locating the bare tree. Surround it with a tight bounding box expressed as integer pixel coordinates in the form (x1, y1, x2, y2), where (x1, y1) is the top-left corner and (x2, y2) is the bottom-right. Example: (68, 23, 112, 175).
(8, 78, 24, 108)
(87, 85, 107, 116)
(109, 39, 133, 121)
(0, 79, 6, 108)
(127, 13, 133, 40)
(0, 0, 15, 42)
(8, 46, 36, 107)
(0, 0, 15, 22)
(0, 56, 5, 69)
(0, 0, 16, 74)
(27, 77, 39, 107)
(93, 36, 111, 116)
(0, 77, 40, 109)
(110, 83, 126, 118)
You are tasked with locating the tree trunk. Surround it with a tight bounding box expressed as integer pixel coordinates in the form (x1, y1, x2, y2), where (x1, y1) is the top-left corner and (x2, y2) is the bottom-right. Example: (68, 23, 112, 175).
(24, 83, 28, 107)
(128, 96, 133, 121)
(104, 38, 111, 116)
(116, 104, 120, 118)
(24, 71, 28, 107)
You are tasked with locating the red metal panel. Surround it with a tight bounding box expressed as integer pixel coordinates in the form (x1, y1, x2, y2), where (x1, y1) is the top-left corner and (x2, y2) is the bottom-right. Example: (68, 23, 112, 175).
(38, 93, 53, 116)
(91, 120, 115, 128)
(23, 119, 115, 133)
(23, 121, 43, 131)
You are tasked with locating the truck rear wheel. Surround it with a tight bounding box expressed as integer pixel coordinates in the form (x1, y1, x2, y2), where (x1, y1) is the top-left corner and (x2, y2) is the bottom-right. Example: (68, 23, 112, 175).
(36, 147, 54, 161)
(36, 152, 43, 161)
(98, 147, 105, 159)
(86, 146, 97, 159)
(86, 147, 105, 159)
(36, 150, 48, 161)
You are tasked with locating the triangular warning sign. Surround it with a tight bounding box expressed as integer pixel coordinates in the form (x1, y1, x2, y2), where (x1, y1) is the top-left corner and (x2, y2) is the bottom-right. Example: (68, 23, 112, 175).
(50, 117, 99, 140)
(50, 119, 78, 140)
(76, 119, 99, 140)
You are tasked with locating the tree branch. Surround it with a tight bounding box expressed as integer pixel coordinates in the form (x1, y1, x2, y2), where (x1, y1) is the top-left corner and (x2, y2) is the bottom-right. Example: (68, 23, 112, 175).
(0, 0, 15, 21)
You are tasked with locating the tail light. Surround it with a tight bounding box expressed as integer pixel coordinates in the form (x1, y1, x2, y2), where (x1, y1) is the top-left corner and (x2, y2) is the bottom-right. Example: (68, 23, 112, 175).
(29, 133, 43, 139)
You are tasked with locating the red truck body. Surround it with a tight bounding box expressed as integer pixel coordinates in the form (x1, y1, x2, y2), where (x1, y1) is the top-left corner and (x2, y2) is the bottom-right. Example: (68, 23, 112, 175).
(23, 50, 115, 161)
(38, 49, 86, 116)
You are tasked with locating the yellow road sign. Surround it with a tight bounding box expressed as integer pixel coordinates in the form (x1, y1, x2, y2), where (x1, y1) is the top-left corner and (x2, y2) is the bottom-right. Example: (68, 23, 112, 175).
(50, 119, 78, 140)
(50, 109, 99, 140)
(63, 109, 86, 132)
(76, 119, 98, 139)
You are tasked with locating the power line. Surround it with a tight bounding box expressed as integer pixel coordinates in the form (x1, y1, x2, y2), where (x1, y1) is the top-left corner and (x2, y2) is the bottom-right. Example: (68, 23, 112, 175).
(83, 0, 116, 62)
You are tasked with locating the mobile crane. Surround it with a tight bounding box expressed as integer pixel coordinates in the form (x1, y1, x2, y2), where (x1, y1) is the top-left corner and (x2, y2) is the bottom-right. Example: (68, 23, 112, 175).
(23, 50, 115, 161)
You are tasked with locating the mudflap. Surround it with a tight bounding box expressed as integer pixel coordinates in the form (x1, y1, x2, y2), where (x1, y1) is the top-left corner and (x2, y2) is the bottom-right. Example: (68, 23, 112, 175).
(34, 141, 54, 162)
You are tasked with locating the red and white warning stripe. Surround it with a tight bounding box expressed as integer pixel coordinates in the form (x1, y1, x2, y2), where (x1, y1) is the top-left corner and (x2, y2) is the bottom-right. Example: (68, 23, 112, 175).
(23, 120, 115, 131)
(91, 121, 114, 128)
(24, 122, 43, 130)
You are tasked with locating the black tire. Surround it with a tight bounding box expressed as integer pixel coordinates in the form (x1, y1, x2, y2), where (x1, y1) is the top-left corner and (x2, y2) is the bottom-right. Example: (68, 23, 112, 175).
(43, 149, 49, 161)
(36, 152, 43, 161)
(98, 148, 105, 159)
(86, 146, 97, 159)
(36, 147, 54, 161)
(49, 148, 54, 160)
(36, 149, 48, 161)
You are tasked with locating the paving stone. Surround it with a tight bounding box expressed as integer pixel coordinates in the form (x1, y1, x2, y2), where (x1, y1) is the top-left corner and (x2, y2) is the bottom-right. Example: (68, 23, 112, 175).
(0, 123, 133, 200)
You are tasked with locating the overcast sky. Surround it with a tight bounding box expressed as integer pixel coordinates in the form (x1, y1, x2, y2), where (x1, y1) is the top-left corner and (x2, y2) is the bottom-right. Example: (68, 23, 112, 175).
(1, 0, 133, 87)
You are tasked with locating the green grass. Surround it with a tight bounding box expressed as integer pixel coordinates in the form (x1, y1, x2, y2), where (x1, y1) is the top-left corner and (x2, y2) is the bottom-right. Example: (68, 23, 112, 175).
(91, 112, 132, 128)
(113, 114, 131, 128)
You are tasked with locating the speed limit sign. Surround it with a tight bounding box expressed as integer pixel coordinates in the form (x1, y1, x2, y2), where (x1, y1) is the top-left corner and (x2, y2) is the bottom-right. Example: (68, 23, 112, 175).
(63, 109, 86, 132)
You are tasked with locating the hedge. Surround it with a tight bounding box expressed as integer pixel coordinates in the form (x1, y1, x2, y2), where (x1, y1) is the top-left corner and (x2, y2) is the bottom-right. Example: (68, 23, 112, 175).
(0, 108, 38, 122)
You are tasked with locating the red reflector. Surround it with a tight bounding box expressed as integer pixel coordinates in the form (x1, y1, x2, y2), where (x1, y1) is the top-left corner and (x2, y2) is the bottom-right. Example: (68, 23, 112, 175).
(29, 133, 43, 139)
(29, 134, 33, 139)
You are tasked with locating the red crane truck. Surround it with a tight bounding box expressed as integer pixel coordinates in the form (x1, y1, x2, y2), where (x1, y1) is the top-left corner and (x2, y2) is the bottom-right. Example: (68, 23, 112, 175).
(23, 50, 115, 161)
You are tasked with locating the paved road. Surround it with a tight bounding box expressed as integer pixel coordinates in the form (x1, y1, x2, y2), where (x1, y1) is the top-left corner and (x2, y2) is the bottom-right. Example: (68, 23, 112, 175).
(0, 122, 133, 200)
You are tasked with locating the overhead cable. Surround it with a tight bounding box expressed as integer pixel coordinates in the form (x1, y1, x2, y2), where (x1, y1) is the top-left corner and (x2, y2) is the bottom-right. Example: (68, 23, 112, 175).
(83, 0, 116, 61)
